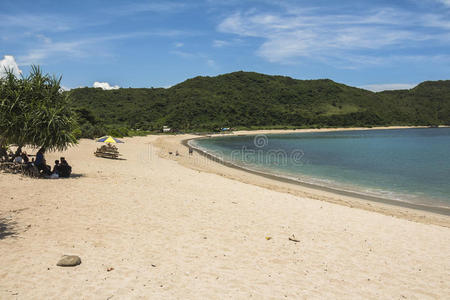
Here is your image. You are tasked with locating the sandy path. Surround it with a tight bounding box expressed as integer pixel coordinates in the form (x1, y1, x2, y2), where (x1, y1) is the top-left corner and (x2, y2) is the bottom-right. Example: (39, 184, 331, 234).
(1, 135, 449, 299)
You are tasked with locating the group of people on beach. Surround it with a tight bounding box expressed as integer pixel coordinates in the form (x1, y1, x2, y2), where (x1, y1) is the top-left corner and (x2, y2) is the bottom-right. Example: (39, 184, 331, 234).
(34, 148, 72, 178)
(0, 147, 29, 164)
(1, 147, 72, 178)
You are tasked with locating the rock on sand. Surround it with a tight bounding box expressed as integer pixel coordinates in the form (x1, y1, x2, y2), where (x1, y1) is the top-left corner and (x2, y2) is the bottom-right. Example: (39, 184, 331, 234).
(56, 255, 81, 267)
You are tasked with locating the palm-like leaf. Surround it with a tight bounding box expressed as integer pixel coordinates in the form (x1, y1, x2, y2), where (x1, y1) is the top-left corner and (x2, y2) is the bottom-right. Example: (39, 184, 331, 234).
(0, 66, 79, 152)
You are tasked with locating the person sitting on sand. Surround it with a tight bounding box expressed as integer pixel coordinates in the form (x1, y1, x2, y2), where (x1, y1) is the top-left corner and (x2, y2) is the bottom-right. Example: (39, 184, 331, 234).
(58, 157, 72, 178)
(41, 158, 52, 176)
(35, 148, 44, 166)
(13, 155, 23, 164)
(21, 151, 29, 164)
(52, 160, 60, 175)
(7, 150, 14, 162)
(35, 148, 52, 175)
(0, 146, 8, 162)
(13, 147, 22, 160)
(12, 149, 28, 164)
(22, 154, 35, 174)
(25, 157, 36, 171)
(49, 160, 60, 179)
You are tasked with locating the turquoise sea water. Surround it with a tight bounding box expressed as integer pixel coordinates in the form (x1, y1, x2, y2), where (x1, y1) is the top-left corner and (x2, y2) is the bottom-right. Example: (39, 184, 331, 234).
(192, 128, 450, 208)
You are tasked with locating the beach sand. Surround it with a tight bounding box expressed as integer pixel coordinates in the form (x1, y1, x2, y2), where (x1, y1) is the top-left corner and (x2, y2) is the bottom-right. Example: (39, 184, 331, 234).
(1, 129, 449, 298)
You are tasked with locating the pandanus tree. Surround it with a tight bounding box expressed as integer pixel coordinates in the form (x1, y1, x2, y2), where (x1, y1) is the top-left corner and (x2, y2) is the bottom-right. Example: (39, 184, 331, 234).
(0, 70, 29, 151)
(0, 66, 78, 153)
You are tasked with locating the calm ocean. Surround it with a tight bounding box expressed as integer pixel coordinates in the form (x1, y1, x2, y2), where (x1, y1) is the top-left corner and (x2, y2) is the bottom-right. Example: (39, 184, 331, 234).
(192, 128, 450, 209)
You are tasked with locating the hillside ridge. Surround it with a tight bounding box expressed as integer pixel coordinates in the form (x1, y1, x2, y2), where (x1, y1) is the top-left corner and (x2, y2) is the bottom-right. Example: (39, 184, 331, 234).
(68, 71, 450, 137)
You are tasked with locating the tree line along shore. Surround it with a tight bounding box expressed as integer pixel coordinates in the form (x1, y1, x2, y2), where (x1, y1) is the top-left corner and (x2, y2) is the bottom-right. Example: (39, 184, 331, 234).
(70, 71, 450, 138)
(2, 68, 449, 147)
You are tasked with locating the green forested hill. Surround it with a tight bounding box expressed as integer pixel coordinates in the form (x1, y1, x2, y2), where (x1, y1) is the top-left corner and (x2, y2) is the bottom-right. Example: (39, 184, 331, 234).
(68, 71, 450, 137)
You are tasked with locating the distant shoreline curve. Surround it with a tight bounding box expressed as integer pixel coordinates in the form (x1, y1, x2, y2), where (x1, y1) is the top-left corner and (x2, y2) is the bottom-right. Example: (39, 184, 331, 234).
(182, 126, 450, 217)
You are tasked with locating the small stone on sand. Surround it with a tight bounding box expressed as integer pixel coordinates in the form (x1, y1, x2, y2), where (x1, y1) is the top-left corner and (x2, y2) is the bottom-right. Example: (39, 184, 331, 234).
(57, 255, 81, 267)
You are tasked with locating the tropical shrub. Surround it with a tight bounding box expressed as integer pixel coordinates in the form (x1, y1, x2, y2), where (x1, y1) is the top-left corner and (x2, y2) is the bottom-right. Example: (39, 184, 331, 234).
(0, 66, 78, 152)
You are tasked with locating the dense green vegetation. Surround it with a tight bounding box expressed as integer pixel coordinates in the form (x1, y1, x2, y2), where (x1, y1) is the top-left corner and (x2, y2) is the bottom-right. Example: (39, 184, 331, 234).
(69, 71, 450, 137)
(0, 67, 78, 153)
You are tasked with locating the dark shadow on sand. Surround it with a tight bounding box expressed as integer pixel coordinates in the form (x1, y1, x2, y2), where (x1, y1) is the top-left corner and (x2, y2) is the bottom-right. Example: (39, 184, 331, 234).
(96, 157, 127, 161)
(69, 173, 84, 178)
(0, 217, 18, 240)
(38, 173, 85, 179)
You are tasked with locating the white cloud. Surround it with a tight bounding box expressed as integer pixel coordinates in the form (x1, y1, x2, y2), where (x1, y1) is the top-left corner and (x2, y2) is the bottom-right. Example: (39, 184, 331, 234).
(0, 13, 72, 32)
(170, 50, 196, 58)
(19, 40, 85, 65)
(438, 0, 450, 6)
(174, 42, 184, 48)
(17, 31, 189, 65)
(0, 55, 22, 77)
(360, 83, 417, 92)
(170, 50, 218, 69)
(212, 40, 229, 47)
(107, 2, 187, 16)
(207, 59, 216, 68)
(93, 81, 120, 90)
(217, 8, 450, 66)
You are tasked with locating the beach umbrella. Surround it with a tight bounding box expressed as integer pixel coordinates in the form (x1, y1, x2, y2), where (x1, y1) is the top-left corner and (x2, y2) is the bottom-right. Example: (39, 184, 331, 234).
(96, 136, 124, 143)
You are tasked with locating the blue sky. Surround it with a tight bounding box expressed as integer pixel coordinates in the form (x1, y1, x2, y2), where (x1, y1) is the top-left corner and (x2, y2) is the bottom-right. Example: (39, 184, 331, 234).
(1, 0, 450, 91)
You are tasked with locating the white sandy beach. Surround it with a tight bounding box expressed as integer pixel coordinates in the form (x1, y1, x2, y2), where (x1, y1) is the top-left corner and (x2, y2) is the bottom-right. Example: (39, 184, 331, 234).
(1, 130, 450, 299)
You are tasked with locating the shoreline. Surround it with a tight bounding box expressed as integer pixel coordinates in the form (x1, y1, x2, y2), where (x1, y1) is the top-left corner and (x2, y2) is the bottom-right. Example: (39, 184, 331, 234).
(184, 138, 450, 217)
(153, 126, 450, 227)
